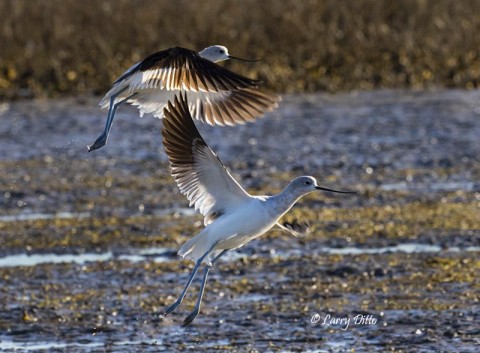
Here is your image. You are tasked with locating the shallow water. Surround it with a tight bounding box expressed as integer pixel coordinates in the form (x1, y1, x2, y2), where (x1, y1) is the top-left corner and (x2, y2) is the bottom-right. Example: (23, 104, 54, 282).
(0, 338, 161, 352)
(379, 181, 478, 192)
(0, 211, 90, 223)
(2, 243, 480, 268)
(0, 90, 479, 352)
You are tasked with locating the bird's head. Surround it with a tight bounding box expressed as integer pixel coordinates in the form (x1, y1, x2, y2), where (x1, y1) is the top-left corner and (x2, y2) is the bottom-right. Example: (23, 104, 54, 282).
(198, 45, 230, 62)
(288, 176, 356, 198)
(198, 45, 263, 63)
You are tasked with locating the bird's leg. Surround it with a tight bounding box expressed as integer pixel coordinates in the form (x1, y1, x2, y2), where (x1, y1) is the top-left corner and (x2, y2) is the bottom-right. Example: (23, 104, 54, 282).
(163, 258, 203, 316)
(164, 247, 219, 316)
(183, 250, 228, 326)
(88, 88, 134, 152)
(182, 263, 211, 326)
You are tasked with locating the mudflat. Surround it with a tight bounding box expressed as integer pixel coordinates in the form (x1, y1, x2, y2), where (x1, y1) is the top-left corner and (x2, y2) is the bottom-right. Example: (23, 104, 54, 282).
(0, 90, 479, 352)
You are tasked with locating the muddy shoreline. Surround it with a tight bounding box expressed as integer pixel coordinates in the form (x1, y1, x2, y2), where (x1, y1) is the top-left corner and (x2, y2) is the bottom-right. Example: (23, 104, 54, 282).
(0, 90, 479, 352)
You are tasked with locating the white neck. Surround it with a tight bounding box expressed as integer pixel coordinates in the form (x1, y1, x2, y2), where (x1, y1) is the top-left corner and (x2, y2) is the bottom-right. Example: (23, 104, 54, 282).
(266, 187, 306, 220)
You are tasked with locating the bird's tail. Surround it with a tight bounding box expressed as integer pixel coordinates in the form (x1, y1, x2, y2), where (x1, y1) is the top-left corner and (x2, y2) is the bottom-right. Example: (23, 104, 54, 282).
(178, 229, 214, 265)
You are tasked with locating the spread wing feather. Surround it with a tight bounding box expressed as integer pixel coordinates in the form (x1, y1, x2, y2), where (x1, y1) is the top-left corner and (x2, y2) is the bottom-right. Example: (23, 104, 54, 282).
(99, 46, 280, 126)
(162, 94, 251, 225)
(117, 47, 261, 92)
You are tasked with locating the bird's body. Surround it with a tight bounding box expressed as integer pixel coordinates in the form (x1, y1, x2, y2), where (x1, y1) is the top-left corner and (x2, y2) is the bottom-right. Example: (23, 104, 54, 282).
(161, 94, 355, 325)
(179, 196, 274, 265)
(179, 189, 323, 265)
(88, 45, 280, 151)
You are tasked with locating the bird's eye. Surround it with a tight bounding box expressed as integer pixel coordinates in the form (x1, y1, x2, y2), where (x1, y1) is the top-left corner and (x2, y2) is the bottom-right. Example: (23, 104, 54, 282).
(305, 180, 311, 185)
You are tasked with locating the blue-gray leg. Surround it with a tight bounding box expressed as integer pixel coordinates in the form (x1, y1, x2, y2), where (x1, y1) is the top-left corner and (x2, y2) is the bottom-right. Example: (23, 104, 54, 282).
(183, 250, 228, 326)
(164, 248, 220, 317)
(88, 89, 134, 152)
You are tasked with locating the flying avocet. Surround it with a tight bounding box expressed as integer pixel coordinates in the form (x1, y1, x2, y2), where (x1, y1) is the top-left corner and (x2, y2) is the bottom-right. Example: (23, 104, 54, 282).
(88, 45, 280, 151)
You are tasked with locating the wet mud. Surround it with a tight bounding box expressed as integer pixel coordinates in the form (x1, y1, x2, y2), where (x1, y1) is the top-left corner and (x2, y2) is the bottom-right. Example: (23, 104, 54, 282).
(0, 90, 479, 352)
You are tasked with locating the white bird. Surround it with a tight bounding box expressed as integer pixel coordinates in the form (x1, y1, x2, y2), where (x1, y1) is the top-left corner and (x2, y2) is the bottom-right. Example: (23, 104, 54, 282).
(88, 45, 280, 151)
(161, 94, 355, 326)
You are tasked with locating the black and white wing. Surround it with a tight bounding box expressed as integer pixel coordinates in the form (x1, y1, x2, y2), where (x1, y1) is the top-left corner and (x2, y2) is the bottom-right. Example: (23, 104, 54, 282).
(162, 94, 252, 225)
(100, 46, 280, 126)
(114, 46, 261, 91)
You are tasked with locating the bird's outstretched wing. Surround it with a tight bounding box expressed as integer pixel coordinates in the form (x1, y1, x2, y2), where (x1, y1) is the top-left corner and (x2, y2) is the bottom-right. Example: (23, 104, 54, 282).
(121, 87, 279, 126)
(99, 46, 281, 127)
(115, 46, 261, 92)
(189, 87, 279, 126)
(162, 94, 252, 225)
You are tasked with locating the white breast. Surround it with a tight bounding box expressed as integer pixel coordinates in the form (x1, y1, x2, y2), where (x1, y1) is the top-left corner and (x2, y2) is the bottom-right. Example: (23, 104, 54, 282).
(209, 198, 276, 250)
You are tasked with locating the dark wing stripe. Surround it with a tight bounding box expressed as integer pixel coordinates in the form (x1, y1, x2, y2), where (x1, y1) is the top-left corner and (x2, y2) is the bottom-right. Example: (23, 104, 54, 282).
(204, 102, 215, 125)
(213, 75, 229, 91)
(211, 102, 224, 125)
(182, 88, 280, 127)
(195, 68, 211, 92)
(181, 68, 190, 90)
(201, 69, 219, 92)
(120, 47, 260, 92)
(172, 64, 179, 89)
(230, 93, 259, 117)
(236, 91, 265, 113)
(170, 70, 176, 89)
(217, 100, 235, 126)
(162, 93, 250, 222)
(186, 68, 198, 91)
(244, 91, 274, 111)
(223, 99, 246, 124)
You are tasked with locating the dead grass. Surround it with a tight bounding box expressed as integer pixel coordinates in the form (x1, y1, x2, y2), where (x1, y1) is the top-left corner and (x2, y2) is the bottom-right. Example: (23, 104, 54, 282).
(1, 0, 480, 99)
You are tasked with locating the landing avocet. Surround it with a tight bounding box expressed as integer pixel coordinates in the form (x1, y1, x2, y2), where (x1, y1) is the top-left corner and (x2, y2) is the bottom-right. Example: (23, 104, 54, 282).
(162, 94, 355, 325)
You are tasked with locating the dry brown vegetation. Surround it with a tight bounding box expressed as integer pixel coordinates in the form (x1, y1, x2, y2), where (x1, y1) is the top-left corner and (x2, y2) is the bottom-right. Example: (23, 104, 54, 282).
(1, 0, 480, 100)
